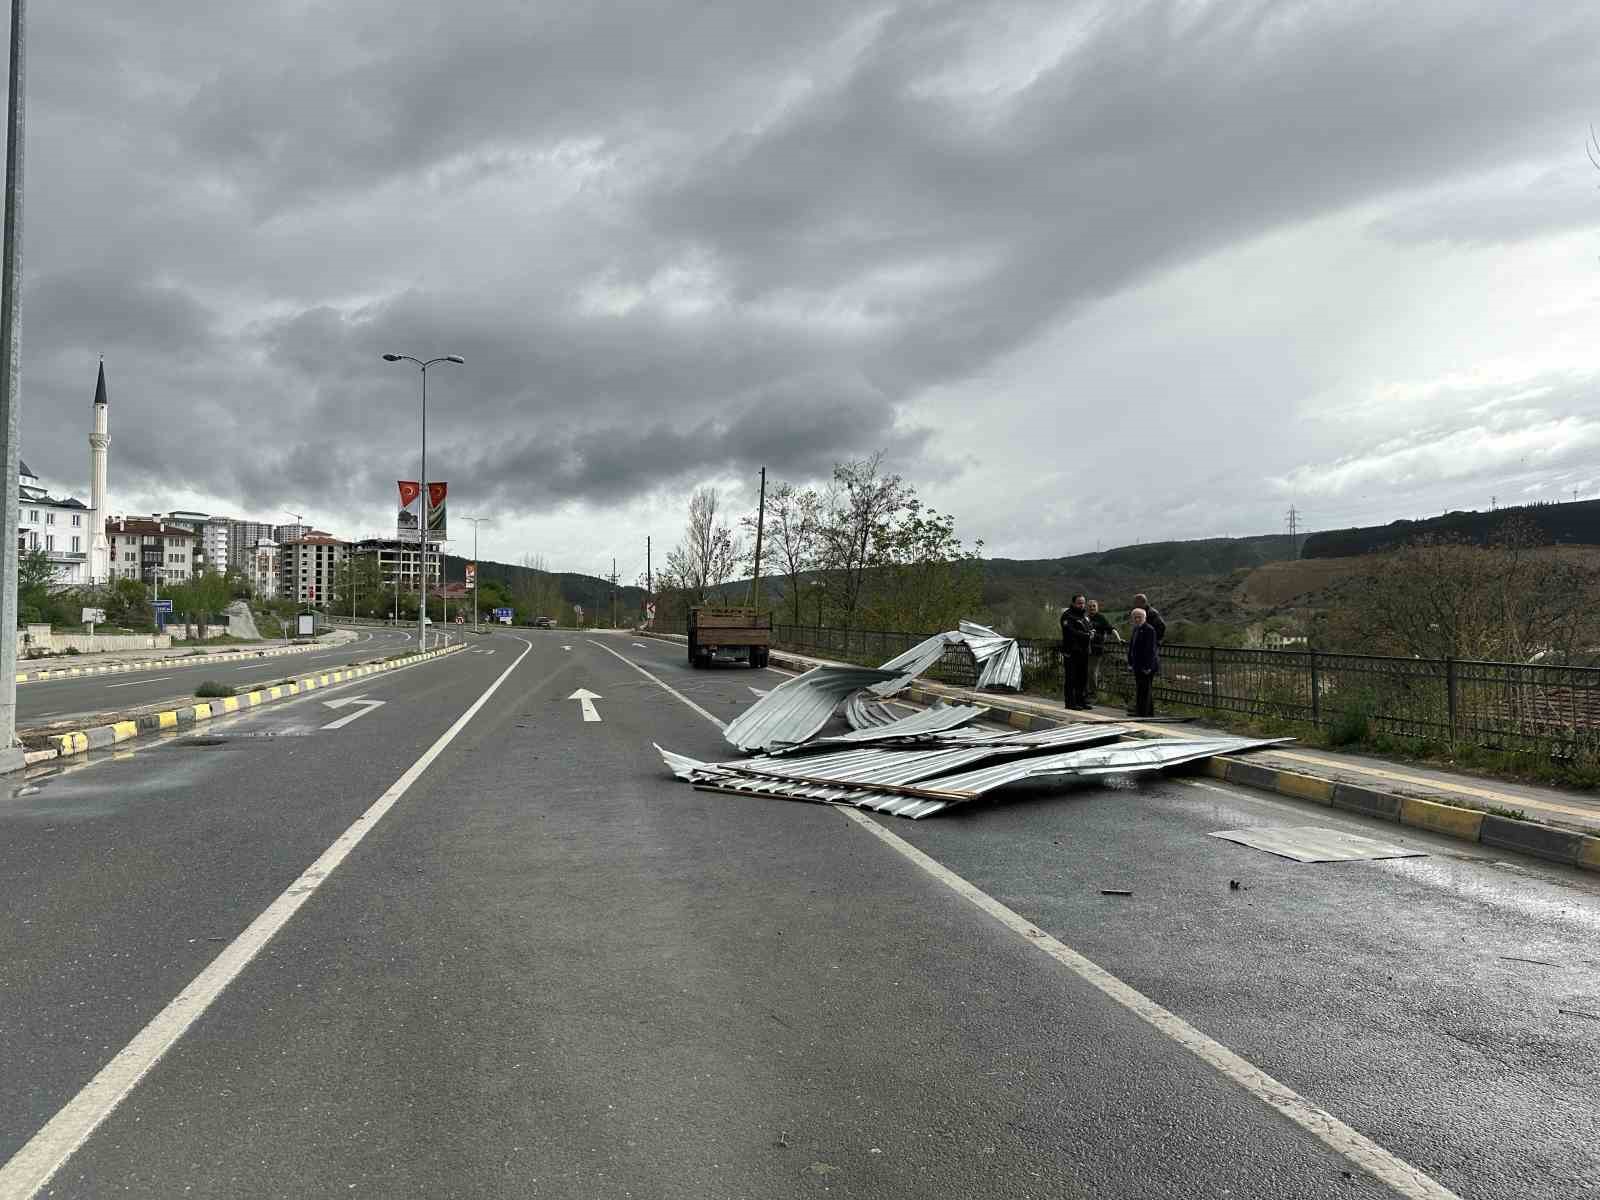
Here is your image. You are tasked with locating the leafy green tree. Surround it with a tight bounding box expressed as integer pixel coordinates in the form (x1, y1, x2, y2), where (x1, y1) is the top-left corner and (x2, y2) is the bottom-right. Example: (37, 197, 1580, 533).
(863, 499, 983, 632)
(333, 553, 387, 618)
(17, 547, 56, 624)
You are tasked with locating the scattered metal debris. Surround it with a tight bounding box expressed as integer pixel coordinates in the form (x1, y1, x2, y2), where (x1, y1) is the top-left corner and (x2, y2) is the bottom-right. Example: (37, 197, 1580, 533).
(1209, 824, 1425, 863)
(769, 702, 990, 753)
(721, 665, 905, 752)
(872, 620, 1022, 694)
(844, 692, 909, 730)
(658, 733, 1292, 819)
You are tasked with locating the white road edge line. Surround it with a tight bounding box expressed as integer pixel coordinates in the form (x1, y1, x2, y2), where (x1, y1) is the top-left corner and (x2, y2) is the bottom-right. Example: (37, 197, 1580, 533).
(0, 637, 535, 1200)
(586, 640, 1463, 1200)
(104, 676, 171, 689)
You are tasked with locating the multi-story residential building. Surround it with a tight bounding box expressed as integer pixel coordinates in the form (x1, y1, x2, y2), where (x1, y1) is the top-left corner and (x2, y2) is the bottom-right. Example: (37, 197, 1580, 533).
(353, 537, 442, 592)
(105, 517, 197, 586)
(280, 533, 346, 605)
(227, 520, 276, 569)
(247, 538, 279, 600)
(18, 460, 92, 585)
(275, 522, 310, 546)
(200, 516, 231, 575)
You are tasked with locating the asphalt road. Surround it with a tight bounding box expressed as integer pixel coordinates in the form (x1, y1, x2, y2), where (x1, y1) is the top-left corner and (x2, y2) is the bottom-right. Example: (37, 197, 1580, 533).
(13, 628, 429, 728)
(1, 629, 1595, 1198)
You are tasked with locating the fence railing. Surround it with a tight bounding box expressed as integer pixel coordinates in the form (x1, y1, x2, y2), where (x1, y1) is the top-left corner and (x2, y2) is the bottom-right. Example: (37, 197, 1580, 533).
(648, 617, 1600, 759)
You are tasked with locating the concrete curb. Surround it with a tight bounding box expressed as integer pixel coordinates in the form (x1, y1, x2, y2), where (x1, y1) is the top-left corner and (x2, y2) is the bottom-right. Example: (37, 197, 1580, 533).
(28, 643, 465, 768)
(15, 635, 350, 685)
(640, 633, 1600, 874)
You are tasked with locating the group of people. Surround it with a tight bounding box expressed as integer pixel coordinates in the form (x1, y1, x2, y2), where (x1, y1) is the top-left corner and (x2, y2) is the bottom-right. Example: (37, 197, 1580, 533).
(1059, 593, 1165, 717)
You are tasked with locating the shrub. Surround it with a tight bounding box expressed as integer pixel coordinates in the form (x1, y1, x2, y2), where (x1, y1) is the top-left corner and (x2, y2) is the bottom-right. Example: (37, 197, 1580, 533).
(195, 681, 236, 698)
(1326, 689, 1377, 747)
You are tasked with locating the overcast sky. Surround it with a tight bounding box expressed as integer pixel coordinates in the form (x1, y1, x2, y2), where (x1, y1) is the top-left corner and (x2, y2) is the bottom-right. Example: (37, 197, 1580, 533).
(10, 0, 1600, 578)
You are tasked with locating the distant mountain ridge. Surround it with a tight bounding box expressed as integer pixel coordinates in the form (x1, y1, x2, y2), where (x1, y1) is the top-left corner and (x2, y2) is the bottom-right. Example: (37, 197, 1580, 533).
(1302, 498, 1600, 559)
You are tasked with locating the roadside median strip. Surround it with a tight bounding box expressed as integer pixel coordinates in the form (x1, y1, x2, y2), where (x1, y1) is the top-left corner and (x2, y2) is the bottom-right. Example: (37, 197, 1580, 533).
(15, 636, 352, 685)
(28, 643, 465, 768)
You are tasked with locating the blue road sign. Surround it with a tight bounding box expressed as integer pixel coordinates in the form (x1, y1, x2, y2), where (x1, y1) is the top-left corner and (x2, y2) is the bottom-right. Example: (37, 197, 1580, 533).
(153, 599, 174, 613)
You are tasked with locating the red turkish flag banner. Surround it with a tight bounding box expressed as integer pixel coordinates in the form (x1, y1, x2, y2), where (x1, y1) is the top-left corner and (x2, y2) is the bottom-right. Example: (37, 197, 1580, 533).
(427, 482, 447, 509)
(397, 481, 421, 507)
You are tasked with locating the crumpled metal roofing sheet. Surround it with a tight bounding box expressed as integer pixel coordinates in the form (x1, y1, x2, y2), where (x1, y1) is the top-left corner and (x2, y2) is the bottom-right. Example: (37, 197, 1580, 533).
(771, 702, 989, 753)
(721, 665, 906, 753)
(867, 620, 1022, 694)
(921, 736, 1294, 796)
(730, 744, 1004, 785)
(844, 692, 906, 729)
(929, 723, 1129, 750)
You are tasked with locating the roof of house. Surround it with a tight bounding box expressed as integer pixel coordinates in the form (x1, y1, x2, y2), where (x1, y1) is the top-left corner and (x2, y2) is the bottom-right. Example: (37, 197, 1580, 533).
(106, 517, 197, 539)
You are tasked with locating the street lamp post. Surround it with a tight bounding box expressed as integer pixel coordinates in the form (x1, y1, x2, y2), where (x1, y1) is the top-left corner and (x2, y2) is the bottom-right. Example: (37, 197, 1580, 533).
(382, 353, 463, 650)
(462, 515, 489, 633)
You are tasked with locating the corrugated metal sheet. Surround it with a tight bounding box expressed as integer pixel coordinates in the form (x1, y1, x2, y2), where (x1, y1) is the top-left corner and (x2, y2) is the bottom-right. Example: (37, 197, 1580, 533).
(722, 665, 906, 753)
(1209, 825, 1425, 863)
(929, 723, 1129, 750)
(771, 702, 989, 753)
(922, 736, 1293, 795)
(844, 692, 905, 729)
(731, 744, 1004, 786)
(866, 620, 1022, 695)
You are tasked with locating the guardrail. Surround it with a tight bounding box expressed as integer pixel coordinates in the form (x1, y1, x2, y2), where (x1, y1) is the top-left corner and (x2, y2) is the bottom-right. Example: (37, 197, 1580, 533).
(649, 618, 1600, 759)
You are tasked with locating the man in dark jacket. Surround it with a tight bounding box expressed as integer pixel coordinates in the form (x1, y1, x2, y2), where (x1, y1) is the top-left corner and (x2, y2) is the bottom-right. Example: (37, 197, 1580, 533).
(1127, 607, 1160, 717)
(1086, 599, 1116, 704)
(1133, 592, 1167, 643)
(1059, 594, 1092, 709)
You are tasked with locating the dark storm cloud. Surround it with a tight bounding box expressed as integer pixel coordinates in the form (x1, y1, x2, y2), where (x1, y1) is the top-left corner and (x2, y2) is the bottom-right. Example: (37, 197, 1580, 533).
(10, 0, 1600, 546)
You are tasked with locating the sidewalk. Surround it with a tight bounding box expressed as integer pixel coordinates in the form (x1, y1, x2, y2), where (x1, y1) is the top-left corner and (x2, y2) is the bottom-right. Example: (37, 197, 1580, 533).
(742, 642, 1600, 869)
(15, 629, 358, 682)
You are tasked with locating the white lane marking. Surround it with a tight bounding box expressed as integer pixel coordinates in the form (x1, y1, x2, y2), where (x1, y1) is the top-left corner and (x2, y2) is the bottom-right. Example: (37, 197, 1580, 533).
(562, 645, 572, 652)
(318, 696, 386, 730)
(567, 688, 602, 723)
(105, 676, 171, 689)
(0, 637, 535, 1200)
(234, 664, 273, 672)
(604, 644, 1463, 1200)
(748, 687, 769, 697)
(632, 643, 645, 648)
(585, 640, 725, 728)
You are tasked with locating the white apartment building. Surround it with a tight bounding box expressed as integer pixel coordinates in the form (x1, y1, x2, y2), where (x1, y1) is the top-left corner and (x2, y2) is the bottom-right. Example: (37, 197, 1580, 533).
(106, 517, 198, 586)
(201, 517, 230, 574)
(248, 539, 280, 600)
(354, 537, 442, 591)
(18, 460, 93, 585)
(280, 534, 346, 605)
(228, 520, 276, 568)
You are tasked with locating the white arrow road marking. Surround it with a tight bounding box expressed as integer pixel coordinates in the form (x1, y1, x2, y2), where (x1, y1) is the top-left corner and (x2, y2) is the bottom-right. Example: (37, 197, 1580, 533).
(319, 695, 387, 730)
(105, 676, 171, 688)
(632, 643, 645, 648)
(567, 688, 602, 722)
(562, 645, 572, 652)
(748, 686, 770, 697)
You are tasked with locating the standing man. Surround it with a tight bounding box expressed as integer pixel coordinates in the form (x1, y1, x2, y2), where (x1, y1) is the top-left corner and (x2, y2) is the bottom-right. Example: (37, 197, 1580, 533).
(1127, 607, 1160, 718)
(1086, 599, 1117, 705)
(1133, 592, 1167, 643)
(1060, 594, 1093, 709)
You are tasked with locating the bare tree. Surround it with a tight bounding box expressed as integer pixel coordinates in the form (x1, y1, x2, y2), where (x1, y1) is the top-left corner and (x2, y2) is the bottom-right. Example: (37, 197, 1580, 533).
(741, 481, 820, 624)
(816, 453, 909, 626)
(665, 487, 740, 604)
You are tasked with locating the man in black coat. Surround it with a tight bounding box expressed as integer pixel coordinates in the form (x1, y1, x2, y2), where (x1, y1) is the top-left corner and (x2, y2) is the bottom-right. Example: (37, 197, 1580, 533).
(1060, 594, 1093, 709)
(1133, 592, 1167, 643)
(1127, 606, 1160, 718)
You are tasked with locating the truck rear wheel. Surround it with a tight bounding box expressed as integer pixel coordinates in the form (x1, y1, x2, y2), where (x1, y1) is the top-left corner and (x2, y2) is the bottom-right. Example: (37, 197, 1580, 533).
(687, 633, 700, 667)
(752, 647, 769, 669)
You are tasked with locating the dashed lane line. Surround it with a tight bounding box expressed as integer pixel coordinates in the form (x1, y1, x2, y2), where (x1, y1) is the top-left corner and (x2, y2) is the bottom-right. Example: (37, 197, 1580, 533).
(580, 639, 1464, 1200)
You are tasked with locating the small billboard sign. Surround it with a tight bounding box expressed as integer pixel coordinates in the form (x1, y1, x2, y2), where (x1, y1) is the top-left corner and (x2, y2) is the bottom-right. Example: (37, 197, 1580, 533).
(297, 613, 316, 637)
(492, 607, 513, 625)
(82, 607, 107, 625)
(465, 561, 477, 590)
(152, 599, 174, 613)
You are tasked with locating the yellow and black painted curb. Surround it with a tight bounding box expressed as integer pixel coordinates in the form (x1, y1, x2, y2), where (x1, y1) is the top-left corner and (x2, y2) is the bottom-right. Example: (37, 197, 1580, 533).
(16, 637, 345, 685)
(38, 643, 465, 763)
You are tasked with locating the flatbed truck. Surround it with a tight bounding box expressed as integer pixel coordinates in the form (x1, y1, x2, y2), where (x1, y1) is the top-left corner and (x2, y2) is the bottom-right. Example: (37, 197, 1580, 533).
(687, 605, 772, 669)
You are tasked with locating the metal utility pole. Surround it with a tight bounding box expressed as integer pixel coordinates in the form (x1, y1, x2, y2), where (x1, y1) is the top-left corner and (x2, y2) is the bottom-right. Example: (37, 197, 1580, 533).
(610, 557, 618, 629)
(462, 515, 488, 632)
(1284, 505, 1300, 558)
(749, 466, 766, 609)
(0, 0, 25, 750)
(382, 353, 463, 650)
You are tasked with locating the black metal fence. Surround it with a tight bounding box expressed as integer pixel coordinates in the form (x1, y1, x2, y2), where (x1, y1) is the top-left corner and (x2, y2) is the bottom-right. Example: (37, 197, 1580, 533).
(651, 618, 1600, 759)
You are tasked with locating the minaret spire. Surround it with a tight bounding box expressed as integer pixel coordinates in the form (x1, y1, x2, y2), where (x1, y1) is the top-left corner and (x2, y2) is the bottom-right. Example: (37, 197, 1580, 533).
(88, 358, 111, 583)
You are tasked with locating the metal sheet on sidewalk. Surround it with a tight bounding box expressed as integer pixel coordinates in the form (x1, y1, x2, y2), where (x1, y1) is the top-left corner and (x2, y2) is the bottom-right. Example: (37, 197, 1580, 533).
(1208, 825, 1426, 863)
